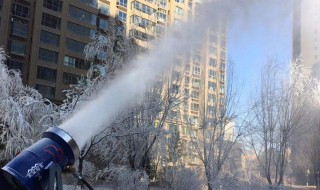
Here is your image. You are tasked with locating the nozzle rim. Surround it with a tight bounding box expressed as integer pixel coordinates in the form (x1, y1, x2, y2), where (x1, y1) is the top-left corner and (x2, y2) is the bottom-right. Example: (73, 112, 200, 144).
(42, 127, 80, 164)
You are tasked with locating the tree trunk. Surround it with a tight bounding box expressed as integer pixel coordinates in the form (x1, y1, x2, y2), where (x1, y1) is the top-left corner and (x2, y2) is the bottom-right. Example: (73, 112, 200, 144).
(78, 157, 84, 176)
(316, 174, 320, 190)
(208, 182, 213, 190)
(78, 157, 85, 189)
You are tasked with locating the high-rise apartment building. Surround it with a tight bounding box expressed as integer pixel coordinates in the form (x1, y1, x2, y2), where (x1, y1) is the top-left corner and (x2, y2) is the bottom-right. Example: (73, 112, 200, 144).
(0, 0, 226, 103)
(293, 0, 320, 74)
(0, 0, 111, 103)
(0, 1, 227, 152)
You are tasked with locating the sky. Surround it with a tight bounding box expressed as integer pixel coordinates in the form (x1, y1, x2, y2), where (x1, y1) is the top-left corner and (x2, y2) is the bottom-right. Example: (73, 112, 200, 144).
(227, 1, 293, 106)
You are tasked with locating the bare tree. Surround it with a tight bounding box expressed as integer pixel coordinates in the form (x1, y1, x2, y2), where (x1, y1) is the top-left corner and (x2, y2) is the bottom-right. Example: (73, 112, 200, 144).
(115, 66, 186, 174)
(188, 61, 248, 190)
(249, 60, 308, 189)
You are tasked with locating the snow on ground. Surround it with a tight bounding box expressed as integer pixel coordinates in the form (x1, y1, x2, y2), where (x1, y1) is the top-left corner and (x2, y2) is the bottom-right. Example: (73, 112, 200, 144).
(63, 184, 170, 190)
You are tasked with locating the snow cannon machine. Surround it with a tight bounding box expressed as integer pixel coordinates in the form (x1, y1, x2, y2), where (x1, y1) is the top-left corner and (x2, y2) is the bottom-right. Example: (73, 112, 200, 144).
(0, 127, 80, 190)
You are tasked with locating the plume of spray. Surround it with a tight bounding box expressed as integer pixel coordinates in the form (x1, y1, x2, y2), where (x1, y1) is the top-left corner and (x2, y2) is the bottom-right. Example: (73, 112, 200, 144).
(59, 0, 260, 149)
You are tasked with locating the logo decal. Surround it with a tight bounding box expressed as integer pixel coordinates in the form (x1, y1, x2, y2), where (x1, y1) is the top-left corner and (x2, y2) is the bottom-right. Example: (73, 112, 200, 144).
(44, 145, 64, 163)
(26, 162, 44, 178)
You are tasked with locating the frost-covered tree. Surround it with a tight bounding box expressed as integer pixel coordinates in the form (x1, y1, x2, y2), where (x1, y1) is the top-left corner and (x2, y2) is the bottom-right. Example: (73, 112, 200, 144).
(0, 47, 57, 164)
(59, 28, 139, 182)
(291, 70, 320, 189)
(59, 30, 137, 121)
(116, 77, 183, 173)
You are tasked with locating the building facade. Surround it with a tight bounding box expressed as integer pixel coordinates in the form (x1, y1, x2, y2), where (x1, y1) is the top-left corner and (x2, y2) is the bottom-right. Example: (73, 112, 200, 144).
(0, 0, 110, 103)
(293, 0, 320, 74)
(0, 0, 228, 163)
(0, 0, 226, 104)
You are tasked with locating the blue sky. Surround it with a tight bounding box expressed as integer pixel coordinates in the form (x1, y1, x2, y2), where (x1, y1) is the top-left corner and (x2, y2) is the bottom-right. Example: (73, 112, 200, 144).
(227, 1, 293, 105)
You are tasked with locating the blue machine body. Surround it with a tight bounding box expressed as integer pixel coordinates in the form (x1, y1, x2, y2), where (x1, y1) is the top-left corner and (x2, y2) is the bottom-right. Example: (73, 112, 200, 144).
(0, 127, 79, 190)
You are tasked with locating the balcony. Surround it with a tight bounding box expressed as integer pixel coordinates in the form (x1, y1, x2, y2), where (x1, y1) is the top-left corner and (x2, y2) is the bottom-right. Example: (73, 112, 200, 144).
(116, 1, 127, 11)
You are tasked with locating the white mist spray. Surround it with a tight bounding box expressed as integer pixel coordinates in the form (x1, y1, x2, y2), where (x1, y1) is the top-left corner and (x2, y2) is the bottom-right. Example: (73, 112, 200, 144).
(59, 0, 269, 149)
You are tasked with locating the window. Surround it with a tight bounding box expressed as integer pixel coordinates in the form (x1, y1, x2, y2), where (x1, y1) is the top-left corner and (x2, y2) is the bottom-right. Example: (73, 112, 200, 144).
(185, 89, 189, 97)
(118, 11, 126, 23)
(66, 38, 86, 53)
(40, 30, 60, 46)
(209, 70, 216, 78)
(12, 4, 29, 18)
(219, 85, 225, 94)
(38, 48, 58, 63)
(209, 58, 216, 67)
(11, 16, 28, 25)
(207, 106, 216, 116)
(99, 3, 110, 16)
(192, 116, 198, 125)
(208, 81, 216, 91)
(10, 41, 26, 56)
(184, 102, 189, 110)
(220, 74, 225, 82)
(67, 22, 95, 38)
(170, 111, 178, 119)
(182, 127, 188, 135)
(185, 76, 190, 84)
(146, 0, 157, 4)
(192, 78, 200, 87)
(132, 2, 156, 16)
(193, 65, 200, 75)
(42, 13, 61, 29)
(191, 103, 199, 111)
(159, 0, 167, 9)
(64, 55, 90, 70)
(191, 90, 199, 98)
(129, 29, 155, 41)
(171, 84, 179, 94)
(132, 15, 154, 29)
(156, 25, 165, 35)
(79, 0, 98, 8)
(7, 59, 23, 72)
(68, 5, 96, 25)
(157, 12, 166, 22)
(37, 66, 56, 82)
(219, 97, 225, 104)
(220, 63, 225, 70)
(208, 93, 216, 103)
(117, 25, 125, 33)
(12, 22, 28, 37)
(190, 130, 197, 137)
(175, 0, 184, 4)
(118, 0, 127, 7)
(43, 0, 62, 12)
(63, 72, 81, 85)
(36, 84, 55, 99)
(175, 7, 184, 16)
(97, 18, 108, 32)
